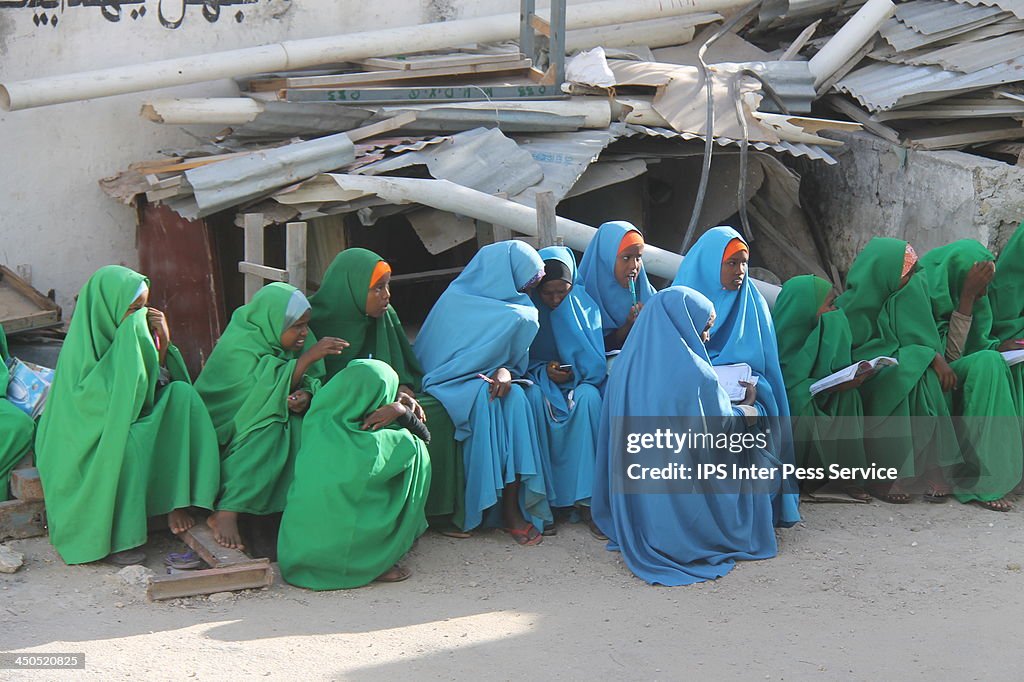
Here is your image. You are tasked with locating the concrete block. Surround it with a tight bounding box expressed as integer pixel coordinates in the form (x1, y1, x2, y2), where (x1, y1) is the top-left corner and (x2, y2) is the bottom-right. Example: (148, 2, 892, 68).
(10, 467, 44, 501)
(0, 499, 46, 541)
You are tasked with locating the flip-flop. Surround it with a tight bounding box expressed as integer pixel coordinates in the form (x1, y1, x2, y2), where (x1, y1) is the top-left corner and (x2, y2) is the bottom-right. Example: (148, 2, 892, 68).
(164, 549, 204, 570)
(374, 565, 412, 583)
(970, 499, 1013, 513)
(867, 485, 912, 505)
(923, 484, 952, 504)
(436, 527, 472, 539)
(542, 521, 558, 537)
(588, 519, 608, 541)
(843, 485, 873, 502)
(502, 524, 543, 546)
(105, 548, 146, 566)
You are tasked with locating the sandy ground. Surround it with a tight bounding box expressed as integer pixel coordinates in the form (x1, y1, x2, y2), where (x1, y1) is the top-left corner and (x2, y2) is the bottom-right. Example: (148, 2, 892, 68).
(3, 498, 1023, 681)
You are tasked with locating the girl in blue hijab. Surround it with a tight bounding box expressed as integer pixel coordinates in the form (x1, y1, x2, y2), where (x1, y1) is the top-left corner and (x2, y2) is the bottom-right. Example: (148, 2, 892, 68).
(578, 221, 658, 350)
(591, 286, 779, 585)
(527, 246, 607, 522)
(414, 240, 552, 545)
(673, 226, 800, 527)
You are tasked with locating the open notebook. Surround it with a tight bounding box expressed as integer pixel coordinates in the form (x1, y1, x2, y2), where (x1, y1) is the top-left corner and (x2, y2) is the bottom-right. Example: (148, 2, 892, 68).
(712, 363, 758, 403)
(809, 356, 897, 397)
(1001, 349, 1024, 366)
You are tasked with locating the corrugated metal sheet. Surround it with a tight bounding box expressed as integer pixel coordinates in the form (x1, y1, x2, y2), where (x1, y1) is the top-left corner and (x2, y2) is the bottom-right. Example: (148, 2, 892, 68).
(758, 0, 856, 28)
(510, 127, 624, 207)
(957, 0, 1024, 20)
(836, 57, 1024, 110)
(894, 0, 1004, 35)
(621, 124, 839, 164)
(870, 32, 1024, 72)
(880, 11, 1008, 51)
(227, 102, 376, 140)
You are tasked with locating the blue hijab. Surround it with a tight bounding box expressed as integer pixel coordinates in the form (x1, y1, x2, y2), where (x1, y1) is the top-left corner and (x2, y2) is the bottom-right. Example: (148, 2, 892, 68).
(577, 221, 657, 335)
(673, 226, 799, 527)
(529, 246, 607, 420)
(591, 286, 778, 585)
(414, 240, 545, 438)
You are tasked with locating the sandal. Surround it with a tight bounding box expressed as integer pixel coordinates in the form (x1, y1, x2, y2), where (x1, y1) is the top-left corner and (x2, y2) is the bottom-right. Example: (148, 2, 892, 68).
(502, 524, 543, 546)
(588, 519, 608, 541)
(867, 483, 912, 505)
(542, 520, 558, 537)
(970, 498, 1013, 513)
(843, 485, 873, 502)
(164, 549, 204, 570)
(105, 548, 146, 566)
(437, 527, 473, 539)
(923, 481, 952, 504)
(374, 564, 412, 583)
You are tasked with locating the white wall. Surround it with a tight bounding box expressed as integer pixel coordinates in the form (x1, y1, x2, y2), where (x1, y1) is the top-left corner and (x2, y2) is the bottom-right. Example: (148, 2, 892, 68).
(0, 0, 557, 314)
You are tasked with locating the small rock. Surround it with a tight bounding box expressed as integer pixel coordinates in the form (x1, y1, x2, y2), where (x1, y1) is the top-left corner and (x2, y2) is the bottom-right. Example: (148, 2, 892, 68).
(118, 565, 155, 587)
(208, 591, 234, 603)
(114, 602, 125, 608)
(1007, 563, 1022, 572)
(911, 542, 918, 547)
(0, 545, 25, 574)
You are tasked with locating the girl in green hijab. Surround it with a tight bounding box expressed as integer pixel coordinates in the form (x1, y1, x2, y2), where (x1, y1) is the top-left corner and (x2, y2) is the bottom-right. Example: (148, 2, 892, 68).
(919, 239, 1022, 511)
(195, 282, 345, 549)
(309, 248, 464, 529)
(35, 265, 221, 565)
(278, 359, 432, 589)
(773, 275, 872, 500)
(835, 238, 960, 504)
(989, 222, 1024, 422)
(1, 325, 35, 502)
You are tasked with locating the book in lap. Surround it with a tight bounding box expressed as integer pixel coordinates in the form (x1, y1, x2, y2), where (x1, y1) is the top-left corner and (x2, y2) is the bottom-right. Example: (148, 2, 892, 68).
(809, 356, 897, 397)
(1001, 349, 1024, 367)
(5, 357, 55, 419)
(712, 363, 758, 403)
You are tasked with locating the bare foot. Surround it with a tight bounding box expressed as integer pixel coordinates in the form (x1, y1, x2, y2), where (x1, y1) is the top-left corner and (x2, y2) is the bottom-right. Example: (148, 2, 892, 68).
(168, 508, 195, 535)
(207, 510, 245, 550)
(374, 564, 412, 583)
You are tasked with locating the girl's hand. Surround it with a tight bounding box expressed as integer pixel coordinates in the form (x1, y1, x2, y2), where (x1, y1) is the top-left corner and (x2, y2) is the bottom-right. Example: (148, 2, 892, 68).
(397, 390, 426, 422)
(362, 401, 407, 430)
(626, 302, 643, 325)
(305, 336, 349, 361)
(287, 389, 312, 414)
(546, 362, 573, 384)
(931, 354, 958, 392)
(147, 307, 171, 361)
(998, 339, 1024, 352)
(489, 367, 513, 401)
(739, 380, 757, 406)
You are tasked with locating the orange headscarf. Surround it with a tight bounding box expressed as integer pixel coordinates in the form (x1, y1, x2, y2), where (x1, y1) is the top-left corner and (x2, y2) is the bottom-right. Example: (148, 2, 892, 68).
(617, 230, 645, 256)
(722, 237, 748, 263)
(370, 260, 392, 288)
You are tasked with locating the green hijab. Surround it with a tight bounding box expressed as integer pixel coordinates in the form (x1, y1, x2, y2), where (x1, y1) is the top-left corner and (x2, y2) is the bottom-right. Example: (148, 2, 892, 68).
(308, 248, 423, 389)
(773, 275, 854, 416)
(918, 239, 999, 354)
(195, 282, 323, 447)
(990, 222, 1024, 342)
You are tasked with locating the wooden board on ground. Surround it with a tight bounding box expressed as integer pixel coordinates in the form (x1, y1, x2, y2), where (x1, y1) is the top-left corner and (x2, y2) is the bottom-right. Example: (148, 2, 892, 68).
(147, 559, 274, 601)
(0, 265, 62, 335)
(10, 467, 43, 502)
(354, 52, 523, 71)
(0, 499, 46, 541)
(179, 523, 254, 569)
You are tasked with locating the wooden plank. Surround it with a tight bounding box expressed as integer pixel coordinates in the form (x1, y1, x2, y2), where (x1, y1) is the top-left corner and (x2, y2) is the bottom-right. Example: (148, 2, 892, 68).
(135, 152, 251, 175)
(0, 499, 46, 541)
(147, 560, 274, 601)
(10, 467, 43, 502)
(355, 52, 524, 71)
(286, 222, 308, 294)
(242, 214, 265, 303)
(824, 96, 901, 145)
(249, 60, 532, 91)
(179, 523, 254, 568)
(535, 191, 558, 248)
(389, 267, 465, 285)
(530, 14, 551, 37)
(344, 111, 418, 143)
(238, 262, 288, 282)
(0, 265, 62, 334)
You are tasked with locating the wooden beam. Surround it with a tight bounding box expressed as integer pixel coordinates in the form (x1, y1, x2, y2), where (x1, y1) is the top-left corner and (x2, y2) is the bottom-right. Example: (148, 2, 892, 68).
(179, 523, 254, 569)
(0, 499, 46, 541)
(242, 214, 265, 302)
(535, 191, 558, 248)
(530, 14, 551, 37)
(10, 468, 43, 502)
(824, 96, 900, 145)
(238, 262, 288, 282)
(147, 560, 274, 601)
(286, 222, 308, 294)
(354, 52, 525, 71)
(343, 111, 418, 142)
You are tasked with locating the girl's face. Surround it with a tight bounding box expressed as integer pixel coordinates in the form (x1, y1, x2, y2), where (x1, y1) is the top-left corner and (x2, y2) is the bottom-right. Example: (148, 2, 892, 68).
(614, 243, 644, 288)
(366, 272, 391, 319)
(122, 289, 149, 322)
(539, 279, 572, 310)
(280, 310, 311, 351)
(816, 290, 838, 318)
(701, 311, 716, 344)
(720, 249, 749, 291)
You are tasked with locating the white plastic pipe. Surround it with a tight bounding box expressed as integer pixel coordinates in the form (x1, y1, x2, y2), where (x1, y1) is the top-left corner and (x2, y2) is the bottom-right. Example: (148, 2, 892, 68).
(323, 174, 780, 304)
(1, 0, 750, 112)
(141, 98, 265, 124)
(808, 0, 895, 87)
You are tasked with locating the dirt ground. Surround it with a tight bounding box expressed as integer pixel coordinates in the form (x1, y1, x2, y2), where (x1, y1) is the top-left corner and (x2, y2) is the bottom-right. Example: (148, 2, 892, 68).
(3, 498, 1023, 680)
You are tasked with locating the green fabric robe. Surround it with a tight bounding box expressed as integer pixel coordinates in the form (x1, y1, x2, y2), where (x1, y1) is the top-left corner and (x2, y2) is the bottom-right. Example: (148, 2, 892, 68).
(989, 222, 1024, 422)
(195, 282, 322, 515)
(278, 359, 431, 589)
(920, 240, 1023, 501)
(835, 238, 959, 479)
(35, 266, 220, 564)
(773, 275, 867, 475)
(309, 247, 463, 523)
(1, 326, 35, 502)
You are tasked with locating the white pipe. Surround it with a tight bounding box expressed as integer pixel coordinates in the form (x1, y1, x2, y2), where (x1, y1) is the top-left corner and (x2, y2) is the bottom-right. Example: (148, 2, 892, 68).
(564, 14, 716, 52)
(141, 97, 264, 124)
(1, 0, 751, 112)
(322, 174, 779, 304)
(808, 0, 895, 87)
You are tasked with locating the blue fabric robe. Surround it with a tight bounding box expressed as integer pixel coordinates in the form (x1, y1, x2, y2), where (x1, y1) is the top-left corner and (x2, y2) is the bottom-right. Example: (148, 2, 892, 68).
(414, 241, 552, 532)
(577, 221, 657, 343)
(672, 226, 800, 527)
(591, 286, 778, 586)
(527, 246, 607, 508)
